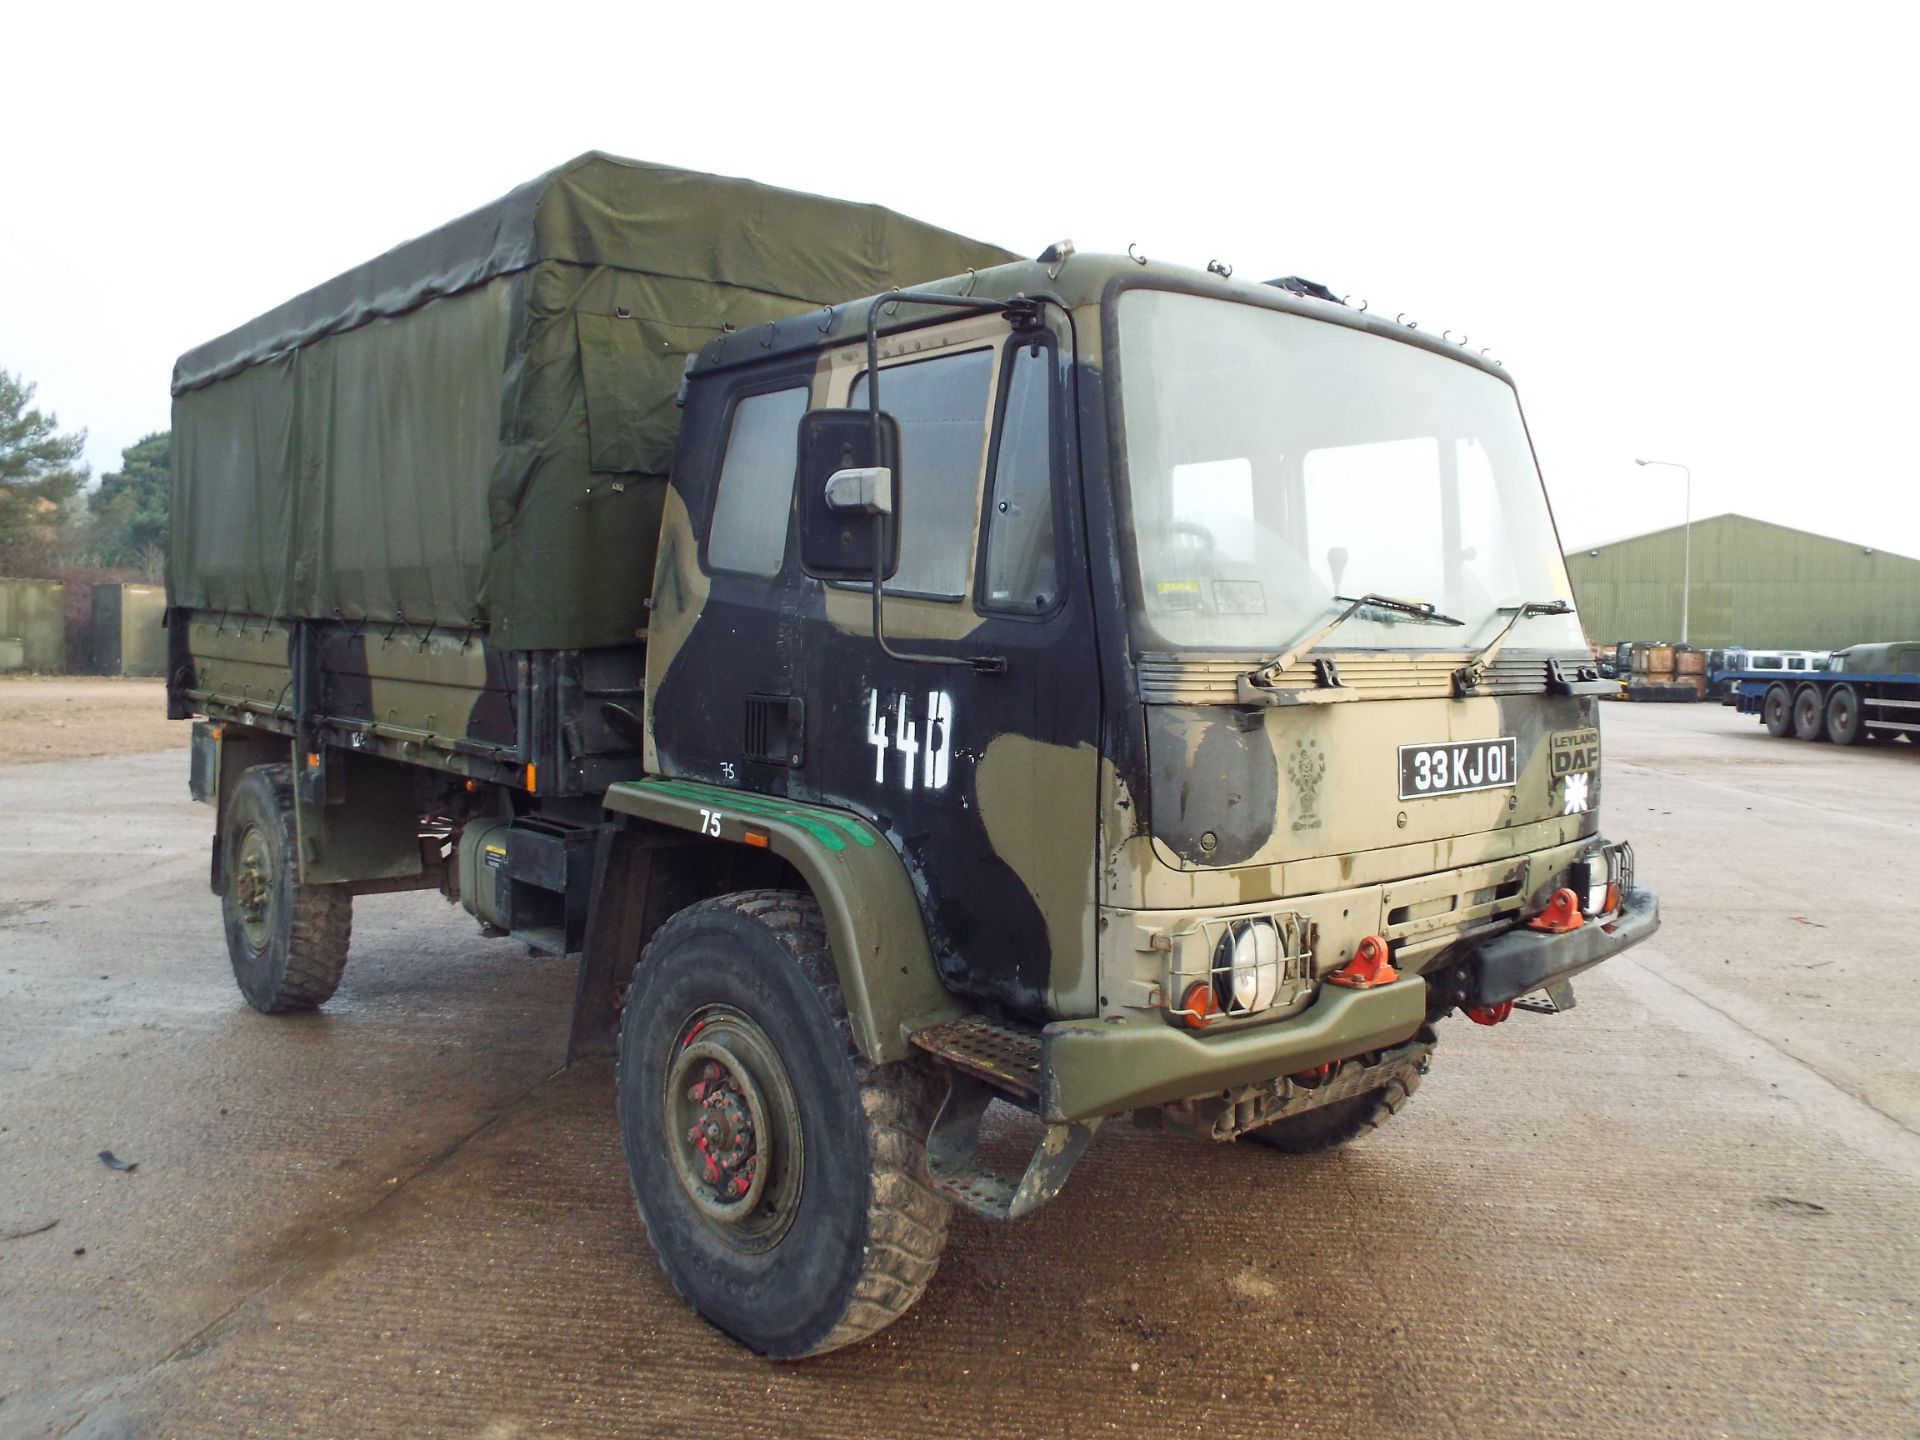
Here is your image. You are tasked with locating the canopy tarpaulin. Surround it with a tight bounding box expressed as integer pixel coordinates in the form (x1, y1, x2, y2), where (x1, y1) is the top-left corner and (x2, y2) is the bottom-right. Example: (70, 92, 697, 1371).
(169, 153, 1016, 651)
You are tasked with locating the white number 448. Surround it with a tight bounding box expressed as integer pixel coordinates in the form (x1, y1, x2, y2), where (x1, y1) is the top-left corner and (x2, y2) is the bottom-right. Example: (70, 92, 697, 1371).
(866, 689, 953, 791)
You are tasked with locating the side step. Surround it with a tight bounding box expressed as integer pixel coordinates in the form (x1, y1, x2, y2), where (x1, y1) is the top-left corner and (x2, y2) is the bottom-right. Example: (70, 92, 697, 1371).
(909, 1016, 1099, 1221)
(909, 1014, 1044, 1103)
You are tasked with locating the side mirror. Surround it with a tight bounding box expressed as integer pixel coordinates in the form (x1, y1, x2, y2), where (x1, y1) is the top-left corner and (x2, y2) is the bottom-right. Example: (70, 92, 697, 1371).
(798, 409, 902, 581)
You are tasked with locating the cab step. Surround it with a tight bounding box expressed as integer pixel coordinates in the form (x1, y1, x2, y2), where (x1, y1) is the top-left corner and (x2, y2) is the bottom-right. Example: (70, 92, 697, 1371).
(922, 1072, 1100, 1220)
(909, 1016, 1098, 1221)
(908, 1014, 1044, 1104)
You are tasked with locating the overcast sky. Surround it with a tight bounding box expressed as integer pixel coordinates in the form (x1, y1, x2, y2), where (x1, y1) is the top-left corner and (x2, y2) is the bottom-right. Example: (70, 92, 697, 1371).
(4, 1, 1914, 554)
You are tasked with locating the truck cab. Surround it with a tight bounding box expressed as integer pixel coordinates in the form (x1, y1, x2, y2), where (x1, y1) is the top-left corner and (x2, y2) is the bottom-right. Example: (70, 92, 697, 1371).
(641, 254, 1652, 1089)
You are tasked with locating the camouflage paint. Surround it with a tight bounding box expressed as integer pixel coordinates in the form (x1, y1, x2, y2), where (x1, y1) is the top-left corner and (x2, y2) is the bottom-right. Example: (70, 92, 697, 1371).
(648, 293, 1103, 1021)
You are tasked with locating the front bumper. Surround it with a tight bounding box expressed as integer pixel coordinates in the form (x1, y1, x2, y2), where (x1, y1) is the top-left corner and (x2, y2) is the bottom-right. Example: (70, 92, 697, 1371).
(1454, 885, 1660, 1008)
(1037, 885, 1660, 1123)
(1041, 977, 1429, 1122)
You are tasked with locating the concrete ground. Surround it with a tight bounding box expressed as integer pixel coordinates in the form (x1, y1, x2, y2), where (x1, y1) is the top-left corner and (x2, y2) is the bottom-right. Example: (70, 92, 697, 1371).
(1, 694, 1916, 1438)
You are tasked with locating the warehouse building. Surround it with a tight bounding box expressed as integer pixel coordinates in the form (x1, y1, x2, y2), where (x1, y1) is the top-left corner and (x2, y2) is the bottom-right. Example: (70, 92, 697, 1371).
(1566, 513, 1920, 650)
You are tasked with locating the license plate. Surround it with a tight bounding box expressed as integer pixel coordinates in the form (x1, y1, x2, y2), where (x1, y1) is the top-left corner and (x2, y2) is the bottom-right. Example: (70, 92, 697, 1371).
(1397, 738, 1517, 799)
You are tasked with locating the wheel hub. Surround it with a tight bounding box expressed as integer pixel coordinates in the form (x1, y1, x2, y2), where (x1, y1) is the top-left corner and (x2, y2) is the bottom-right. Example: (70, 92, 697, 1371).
(232, 827, 274, 947)
(663, 1013, 801, 1249)
(679, 1047, 765, 1210)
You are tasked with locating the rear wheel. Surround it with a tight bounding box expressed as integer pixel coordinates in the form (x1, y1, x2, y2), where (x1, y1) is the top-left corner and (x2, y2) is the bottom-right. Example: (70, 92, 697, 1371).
(1826, 685, 1864, 746)
(616, 890, 950, 1358)
(1762, 683, 1794, 737)
(220, 763, 352, 1012)
(1792, 685, 1828, 741)
(1243, 1064, 1425, 1155)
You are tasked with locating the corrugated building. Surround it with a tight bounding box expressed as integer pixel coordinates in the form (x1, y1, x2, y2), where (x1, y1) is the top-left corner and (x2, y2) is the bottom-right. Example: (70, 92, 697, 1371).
(1567, 513, 1920, 649)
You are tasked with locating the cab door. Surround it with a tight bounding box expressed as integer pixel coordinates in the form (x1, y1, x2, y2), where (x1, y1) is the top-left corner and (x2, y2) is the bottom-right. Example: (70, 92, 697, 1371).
(646, 356, 820, 800)
(794, 313, 1103, 1021)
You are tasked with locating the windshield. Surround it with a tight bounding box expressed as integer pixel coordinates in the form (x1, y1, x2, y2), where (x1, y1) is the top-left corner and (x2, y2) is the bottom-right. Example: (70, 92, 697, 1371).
(1117, 290, 1582, 654)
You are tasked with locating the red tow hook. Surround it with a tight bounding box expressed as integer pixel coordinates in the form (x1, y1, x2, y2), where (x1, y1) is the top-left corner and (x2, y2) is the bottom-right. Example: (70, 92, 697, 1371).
(1467, 999, 1515, 1026)
(1327, 934, 1399, 990)
(1526, 887, 1585, 934)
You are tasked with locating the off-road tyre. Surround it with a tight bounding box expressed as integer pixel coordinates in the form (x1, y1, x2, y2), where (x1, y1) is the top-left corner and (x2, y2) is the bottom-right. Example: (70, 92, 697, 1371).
(1762, 683, 1794, 737)
(1825, 685, 1864, 746)
(1242, 1066, 1424, 1155)
(616, 890, 950, 1359)
(220, 763, 352, 1013)
(1792, 684, 1828, 741)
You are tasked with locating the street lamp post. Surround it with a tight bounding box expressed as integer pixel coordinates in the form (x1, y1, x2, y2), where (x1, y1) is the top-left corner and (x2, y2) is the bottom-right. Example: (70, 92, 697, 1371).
(1635, 458, 1692, 644)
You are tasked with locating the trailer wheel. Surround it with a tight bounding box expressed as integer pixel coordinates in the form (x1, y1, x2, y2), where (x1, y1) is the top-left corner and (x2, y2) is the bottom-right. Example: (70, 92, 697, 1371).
(1762, 683, 1794, 737)
(1825, 685, 1864, 746)
(1243, 1064, 1425, 1155)
(1792, 685, 1828, 741)
(220, 763, 352, 1012)
(616, 890, 950, 1359)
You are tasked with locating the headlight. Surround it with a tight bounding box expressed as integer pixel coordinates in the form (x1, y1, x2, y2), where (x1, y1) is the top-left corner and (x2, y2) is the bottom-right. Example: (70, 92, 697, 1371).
(1571, 843, 1631, 916)
(1170, 912, 1312, 1028)
(1213, 918, 1281, 1015)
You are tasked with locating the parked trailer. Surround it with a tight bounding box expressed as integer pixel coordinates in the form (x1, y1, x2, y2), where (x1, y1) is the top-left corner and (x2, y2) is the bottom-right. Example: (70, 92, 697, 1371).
(1734, 642, 1920, 743)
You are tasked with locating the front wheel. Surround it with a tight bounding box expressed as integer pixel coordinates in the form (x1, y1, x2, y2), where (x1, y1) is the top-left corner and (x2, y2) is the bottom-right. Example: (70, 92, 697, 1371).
(616, 891, 950, 1358)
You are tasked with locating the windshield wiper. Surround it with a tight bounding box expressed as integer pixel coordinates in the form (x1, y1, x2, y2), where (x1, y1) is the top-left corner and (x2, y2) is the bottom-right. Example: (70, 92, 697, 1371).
(1244, 593, 1465, 691)
(1452, 599, 1574, 695)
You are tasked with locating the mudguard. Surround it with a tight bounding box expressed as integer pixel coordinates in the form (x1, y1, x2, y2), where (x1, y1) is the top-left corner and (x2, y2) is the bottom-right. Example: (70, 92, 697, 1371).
(603, 778, 964, 1063)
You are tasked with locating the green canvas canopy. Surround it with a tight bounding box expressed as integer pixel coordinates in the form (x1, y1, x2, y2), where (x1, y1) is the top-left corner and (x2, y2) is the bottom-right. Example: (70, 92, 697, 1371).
(168, 152, 1016, 651)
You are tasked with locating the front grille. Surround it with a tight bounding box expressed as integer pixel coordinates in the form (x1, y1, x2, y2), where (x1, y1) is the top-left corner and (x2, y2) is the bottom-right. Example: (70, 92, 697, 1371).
(1379, 858, 1530, 948)
(1136, 648, 1595, 705)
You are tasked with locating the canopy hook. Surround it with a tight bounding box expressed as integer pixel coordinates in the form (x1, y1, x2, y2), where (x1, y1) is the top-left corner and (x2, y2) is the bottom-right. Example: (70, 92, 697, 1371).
(1127, 243, 1148, 266)
(818, 305, 835, 333)
(1397, 313, 1419, 329)
(1343, 295, 1368, 311)
(1207, 259, 1233, 279)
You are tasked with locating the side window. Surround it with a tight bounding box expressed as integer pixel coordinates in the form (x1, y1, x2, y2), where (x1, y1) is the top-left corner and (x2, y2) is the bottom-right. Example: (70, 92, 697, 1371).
(982, 343, 1059, 612)
(850, 348, 994, 598)
(707, 387, 809, 576)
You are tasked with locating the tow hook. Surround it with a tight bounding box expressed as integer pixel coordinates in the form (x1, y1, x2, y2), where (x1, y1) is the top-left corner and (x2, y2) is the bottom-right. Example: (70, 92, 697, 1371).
(1327, 934, 1399, 989)
(1526, 887, 1585, 933)
(1467, 1000, 1514, 1026)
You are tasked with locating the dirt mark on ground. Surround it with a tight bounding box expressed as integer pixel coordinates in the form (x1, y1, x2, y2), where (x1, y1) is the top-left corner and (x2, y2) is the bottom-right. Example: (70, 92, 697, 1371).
(0, 677, 184, 764)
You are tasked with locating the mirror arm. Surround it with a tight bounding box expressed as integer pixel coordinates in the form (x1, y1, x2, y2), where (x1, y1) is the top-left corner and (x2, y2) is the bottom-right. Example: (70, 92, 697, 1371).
(862, 289, 1035, 677)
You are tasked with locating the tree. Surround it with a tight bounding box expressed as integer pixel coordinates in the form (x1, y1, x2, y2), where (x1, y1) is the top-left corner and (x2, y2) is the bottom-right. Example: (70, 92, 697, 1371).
(90, 430, 171, 567)
(0, 368, 89, 545)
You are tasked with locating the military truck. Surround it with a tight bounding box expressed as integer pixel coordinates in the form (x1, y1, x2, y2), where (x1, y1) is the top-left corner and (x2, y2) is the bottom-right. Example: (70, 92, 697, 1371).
(167, 152, 1660, 1359)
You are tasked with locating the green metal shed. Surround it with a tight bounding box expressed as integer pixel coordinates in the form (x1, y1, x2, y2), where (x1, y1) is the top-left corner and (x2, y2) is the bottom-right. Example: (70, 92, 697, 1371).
(0, 578, 67, 672)
(1566, 513, 1920, 649)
